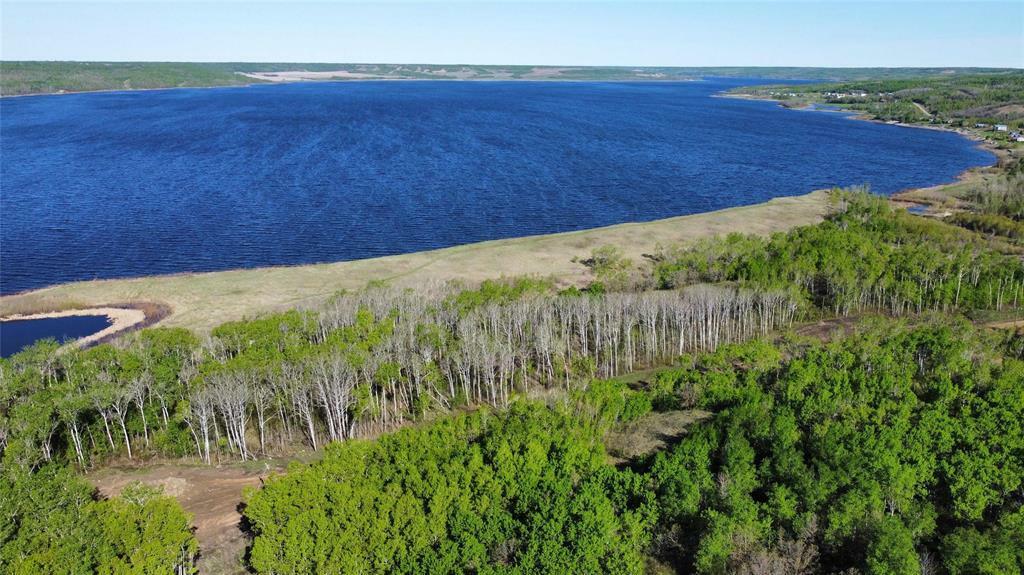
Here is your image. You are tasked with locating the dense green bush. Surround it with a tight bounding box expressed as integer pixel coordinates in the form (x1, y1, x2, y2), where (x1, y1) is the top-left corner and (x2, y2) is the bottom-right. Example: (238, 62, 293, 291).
(655, 191, 1024, 315)
(244, 402, 656, 574)
(3, 189, 1022, 575)
(241, 319, 1023, 574)
(949, 211, 1024, 240)
(0, 467, 197, 574)
(649, 320, 1024, 574)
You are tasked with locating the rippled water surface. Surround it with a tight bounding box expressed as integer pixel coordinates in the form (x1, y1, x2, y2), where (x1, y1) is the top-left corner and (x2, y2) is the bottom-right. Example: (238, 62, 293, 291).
(0, 79, 994, 293)
(0, 315, 111, 357)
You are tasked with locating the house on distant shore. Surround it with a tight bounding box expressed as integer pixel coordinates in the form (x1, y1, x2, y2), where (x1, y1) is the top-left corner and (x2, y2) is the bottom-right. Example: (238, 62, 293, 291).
(975, 123, 989, 128)
(1011, 132, 1024, 143)
(994, 124, 1008, 131)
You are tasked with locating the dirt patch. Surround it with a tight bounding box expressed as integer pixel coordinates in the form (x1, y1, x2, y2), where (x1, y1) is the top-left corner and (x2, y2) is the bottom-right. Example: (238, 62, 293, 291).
(987, 319, 1024, 331)
(794, 315, 867, 343)
(90, 462, 282, 574)
(523, 67, 572, 78)
(605, 410, 712, 462)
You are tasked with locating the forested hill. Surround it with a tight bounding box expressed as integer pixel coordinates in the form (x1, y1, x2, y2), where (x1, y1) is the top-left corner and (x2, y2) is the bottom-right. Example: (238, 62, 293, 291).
(0, 62, 256, 96)
(732, 71, 1024, 127)
(1, 61, 1017, 96)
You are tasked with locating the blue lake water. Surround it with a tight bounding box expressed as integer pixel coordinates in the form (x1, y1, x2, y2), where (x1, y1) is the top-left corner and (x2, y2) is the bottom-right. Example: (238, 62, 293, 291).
(0, 79, 994, 294)
(0, 315, 111, 358)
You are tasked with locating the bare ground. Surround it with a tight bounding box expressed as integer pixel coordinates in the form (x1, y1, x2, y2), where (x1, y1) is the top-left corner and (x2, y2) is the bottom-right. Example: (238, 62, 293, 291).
(794, 315, 871, 342)
(0, 191, 831, 332)
(605, 410, 712, 463)
(988, 319, 1024, 331)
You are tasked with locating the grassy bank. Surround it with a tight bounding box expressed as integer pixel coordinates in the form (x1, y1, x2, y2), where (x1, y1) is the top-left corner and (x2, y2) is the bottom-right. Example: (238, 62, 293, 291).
(0, 192, 831, 331)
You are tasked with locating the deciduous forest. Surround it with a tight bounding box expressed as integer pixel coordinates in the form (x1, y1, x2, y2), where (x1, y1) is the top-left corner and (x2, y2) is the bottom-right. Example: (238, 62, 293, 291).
(2, 191, 1022, 574)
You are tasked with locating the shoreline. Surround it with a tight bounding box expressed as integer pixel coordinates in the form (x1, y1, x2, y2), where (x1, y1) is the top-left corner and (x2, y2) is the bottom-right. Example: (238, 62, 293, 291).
(720, 91, 1000, 154)
(0, 302, 170, 349)
(0, 76, 707, 99)
(1, 190, 831, 297)
(0, 80, 265, 99)
(720, 91, 1008, 211)
(2, 307, 147, 349)
(1, 88, 1004, 333)
(0, 191, 833, 331)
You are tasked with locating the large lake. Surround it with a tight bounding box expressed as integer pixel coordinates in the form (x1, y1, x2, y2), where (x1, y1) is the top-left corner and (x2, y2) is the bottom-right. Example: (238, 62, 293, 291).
(0, 79, 993, 294)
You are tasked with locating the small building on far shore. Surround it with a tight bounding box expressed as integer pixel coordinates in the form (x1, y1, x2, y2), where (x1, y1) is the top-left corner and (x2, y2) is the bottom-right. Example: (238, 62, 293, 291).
(995, 124, 1008, 132)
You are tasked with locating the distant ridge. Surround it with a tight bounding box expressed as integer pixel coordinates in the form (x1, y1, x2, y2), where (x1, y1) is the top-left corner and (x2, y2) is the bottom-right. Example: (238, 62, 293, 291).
(2, 61, 1020, 96)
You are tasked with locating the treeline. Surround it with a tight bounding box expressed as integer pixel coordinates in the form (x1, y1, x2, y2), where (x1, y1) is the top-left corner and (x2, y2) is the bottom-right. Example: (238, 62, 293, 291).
(4, 191, 1022, 471)
(242, 319, 1024, 574)
(927, 157, 1024, 244)
(653, 191, 1024, 315)
(4, 189, 1023, 573)
(0, 61, 258, 96)
(5, 63, 1007, 96)
(0, 282, 797, 469)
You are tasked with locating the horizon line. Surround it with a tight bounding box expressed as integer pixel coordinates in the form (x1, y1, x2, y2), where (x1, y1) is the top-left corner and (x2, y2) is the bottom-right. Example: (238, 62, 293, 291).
(2, 61, 1022, 71)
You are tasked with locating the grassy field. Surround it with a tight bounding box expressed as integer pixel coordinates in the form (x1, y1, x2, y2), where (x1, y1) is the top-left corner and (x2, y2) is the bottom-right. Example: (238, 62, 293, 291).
(0, 191, 831, 331)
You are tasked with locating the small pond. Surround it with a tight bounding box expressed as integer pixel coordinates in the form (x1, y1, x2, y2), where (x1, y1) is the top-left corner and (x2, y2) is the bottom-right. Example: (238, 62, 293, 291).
(0, 315, 111, 358)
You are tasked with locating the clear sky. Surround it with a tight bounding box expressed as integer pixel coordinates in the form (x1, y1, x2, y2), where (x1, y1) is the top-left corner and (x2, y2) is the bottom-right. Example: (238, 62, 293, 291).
(2, 1, 1022, 67)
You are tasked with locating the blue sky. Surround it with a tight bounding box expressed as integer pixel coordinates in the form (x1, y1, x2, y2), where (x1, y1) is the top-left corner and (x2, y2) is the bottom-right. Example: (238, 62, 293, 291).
(2, 1, 1022, 67)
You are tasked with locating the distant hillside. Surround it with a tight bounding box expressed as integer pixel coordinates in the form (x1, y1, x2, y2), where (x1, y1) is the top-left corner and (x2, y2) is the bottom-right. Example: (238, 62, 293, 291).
(732, 71, 1024, 127)
(0, 62, 256, 96)
(1, 61, 1019, 96)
